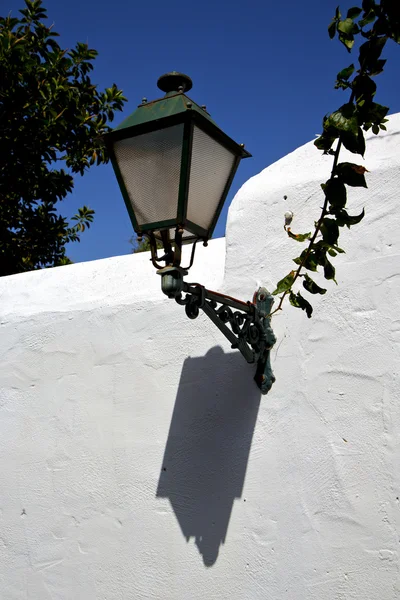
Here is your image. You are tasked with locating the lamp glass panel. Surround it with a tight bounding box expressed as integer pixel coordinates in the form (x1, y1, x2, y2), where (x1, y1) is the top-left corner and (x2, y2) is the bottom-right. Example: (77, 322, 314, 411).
(187, 126, 236, 231)
(113, 124, 184, 226)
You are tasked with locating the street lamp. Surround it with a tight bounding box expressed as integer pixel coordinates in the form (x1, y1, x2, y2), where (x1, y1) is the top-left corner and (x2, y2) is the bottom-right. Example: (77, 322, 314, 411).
(104, 72, 276, 394)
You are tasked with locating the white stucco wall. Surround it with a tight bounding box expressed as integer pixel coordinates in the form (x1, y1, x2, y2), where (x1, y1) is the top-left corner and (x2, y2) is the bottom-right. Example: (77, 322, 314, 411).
(1, 114, 400, 599)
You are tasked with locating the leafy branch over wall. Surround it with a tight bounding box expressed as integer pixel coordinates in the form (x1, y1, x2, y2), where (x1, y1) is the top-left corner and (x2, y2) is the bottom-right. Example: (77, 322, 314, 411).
(271, 0, 400, 318)
(0, 0, 127, 275)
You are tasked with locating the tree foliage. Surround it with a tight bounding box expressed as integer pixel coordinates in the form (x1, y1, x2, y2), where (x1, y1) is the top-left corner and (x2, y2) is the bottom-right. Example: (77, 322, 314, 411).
(0, 0, 126, 276)
(131, 236, 163, 254)
(272, 0, 400, 318)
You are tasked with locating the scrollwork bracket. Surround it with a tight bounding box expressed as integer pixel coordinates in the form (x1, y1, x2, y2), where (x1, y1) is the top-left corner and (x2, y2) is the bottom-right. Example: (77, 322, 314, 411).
(157, 266, 276, 394)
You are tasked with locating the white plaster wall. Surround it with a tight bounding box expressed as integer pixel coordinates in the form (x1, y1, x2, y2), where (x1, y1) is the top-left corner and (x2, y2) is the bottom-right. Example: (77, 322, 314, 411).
(1, 115, 400, 599)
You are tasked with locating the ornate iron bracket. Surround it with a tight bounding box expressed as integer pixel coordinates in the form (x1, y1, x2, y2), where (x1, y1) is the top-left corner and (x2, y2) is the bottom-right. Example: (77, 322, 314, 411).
(157, 266, 277, 394)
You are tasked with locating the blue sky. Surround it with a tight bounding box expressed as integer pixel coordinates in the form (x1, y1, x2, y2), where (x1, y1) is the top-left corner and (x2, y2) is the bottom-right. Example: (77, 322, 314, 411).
(5, 0, 400, 263)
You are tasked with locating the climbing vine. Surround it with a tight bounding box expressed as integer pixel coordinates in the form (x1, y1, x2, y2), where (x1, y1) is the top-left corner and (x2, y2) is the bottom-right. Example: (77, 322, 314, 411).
(272, 0, 400, 318)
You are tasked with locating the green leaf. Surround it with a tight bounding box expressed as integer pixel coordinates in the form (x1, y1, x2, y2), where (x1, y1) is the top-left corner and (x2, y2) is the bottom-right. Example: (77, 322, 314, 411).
(303, 273, 327, 295)
(335, 162, 368, 187)
(361, 0, 375, 12)
(337, 63, 355, 80)
(287, 230, 312, 242)
(324, 259, 337, 282)
(321, 218, 340, 245)
(359, 36, 387, 66)
(325, 103, 358, 134)
(272, 271, 296, 295)
(374, 15, 391, 36)
(314, 244, 330, 268)
(335, 208, 365, 227)
(353, 74, 377, 103)
(364, 102, 389, 123)
(335, 80, 352, 91)
(342, 37, 355, 50)
(340, 127, 366, 155)
(338, 18, 354, 34)
(289, 291, 313, 318)
(359, 9, 376, 27)
(328, 20, 337, 38)
(347, 6, 362, 18)
(316, 241, 345, 254)
(293, 250, 319, 272)
(368, 58, 386, 75)
(314, 132, 337, 152)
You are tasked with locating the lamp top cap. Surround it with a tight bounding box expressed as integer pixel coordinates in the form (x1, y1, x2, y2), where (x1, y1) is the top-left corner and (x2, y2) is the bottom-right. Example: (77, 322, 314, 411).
(157, 72, 193, 94)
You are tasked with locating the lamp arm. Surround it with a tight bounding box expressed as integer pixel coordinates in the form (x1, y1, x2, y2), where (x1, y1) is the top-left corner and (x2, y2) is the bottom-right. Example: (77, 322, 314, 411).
(158, 266, 277, 394)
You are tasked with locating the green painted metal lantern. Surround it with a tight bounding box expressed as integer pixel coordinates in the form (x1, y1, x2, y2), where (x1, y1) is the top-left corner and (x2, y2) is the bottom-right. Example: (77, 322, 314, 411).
(104, 73, 277, 395)
(103, 72, 251, 246)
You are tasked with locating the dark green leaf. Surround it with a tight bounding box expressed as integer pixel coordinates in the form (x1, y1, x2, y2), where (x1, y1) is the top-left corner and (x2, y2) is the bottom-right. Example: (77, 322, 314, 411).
(359, 36, 387, 66)
(337, 63, 355, 80)
(362, 0, 375, 13)
(272, 271, 296, 295)
(328, 20, 337, 38)
(353, 74, 377, 103)
(335, 163, 368, 187)
(381, 0, 400, 41)
(324, 259, 337, 282)
(303, 273, 327, 295)
(316, 240, 345, 254)
(314, 132, 338, 152)
(321, 218, 340, 245)
(359, 9, 376, 27)
(313, 243, 330, 268)
(340, 127, 366, 155)
(364, 102, 389, 124)
(335, 208, 365, 227)
(289, 291, 313, 318)
(368, 58, 387, 75)
(374, 15, 390, 36)
(347, 6, 362, 18)
(335, 80, 352, 90)
(293, 250, 319, 272)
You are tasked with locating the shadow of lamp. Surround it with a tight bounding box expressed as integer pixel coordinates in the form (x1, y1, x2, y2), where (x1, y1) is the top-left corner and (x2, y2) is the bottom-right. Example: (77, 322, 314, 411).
(103, 72, 276, 394)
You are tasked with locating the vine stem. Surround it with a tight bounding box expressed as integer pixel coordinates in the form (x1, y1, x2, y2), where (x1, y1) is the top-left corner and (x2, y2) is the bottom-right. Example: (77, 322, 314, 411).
(270, 88, 356, 317)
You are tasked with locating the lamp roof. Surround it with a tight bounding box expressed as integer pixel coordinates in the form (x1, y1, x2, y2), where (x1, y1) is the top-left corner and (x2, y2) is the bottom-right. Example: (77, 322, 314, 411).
(112, 72, 220, 134)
